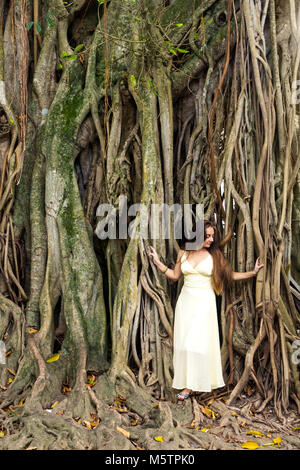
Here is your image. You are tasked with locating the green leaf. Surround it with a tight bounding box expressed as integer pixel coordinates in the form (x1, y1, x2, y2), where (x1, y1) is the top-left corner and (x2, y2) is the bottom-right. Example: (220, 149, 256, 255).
(57, 63, 63, 70)
(130, 74, 137, 88)
(208, 18, 214, 25)
(35, 22, 42, 34)
(177, 48, 189, 53)
(97, 0, 105, 4)
(74, 44, 84, 54)
(46, 15, 54, 27)
(27, 21, 34, 31)
(169, 48, 177, 55)
(65, 54, 77, 61)
(176, 23, 183, 27)
(147, 78, 154, 88)
(61, 51, 69, 58)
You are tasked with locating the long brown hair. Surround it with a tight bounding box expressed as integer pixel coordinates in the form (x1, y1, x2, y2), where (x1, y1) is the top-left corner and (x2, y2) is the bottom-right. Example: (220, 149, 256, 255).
(183, 220, 233, 295)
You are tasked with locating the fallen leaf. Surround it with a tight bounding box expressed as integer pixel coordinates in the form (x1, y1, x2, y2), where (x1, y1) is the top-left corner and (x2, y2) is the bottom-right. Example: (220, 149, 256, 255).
(262, 442, 276, 447)
(199, 404, 215, 419)
(293, 427, 300, 431)
(62, 385, 72, 395)
(187, 424, 200, 430)
(10, 400, 24, 410)
(28, 328, 39, 334)
(7, 368, 16, 376)
(51, 401, 59, 408)
(130, 419, 139, 426)
(90, 415, 100, 429)
(273, 436, 282, 445)
(86, 375, 96, 386)
(200, 428, 209, 432)
(117, 426, 130, 439)
(46, 353, 60, 363)
(237, 418, 248, 428)
(241, 441, 260, 449)
(247, 430, 265, 437)
(154, 436, 164, 442)
(7, 378, 13, 384)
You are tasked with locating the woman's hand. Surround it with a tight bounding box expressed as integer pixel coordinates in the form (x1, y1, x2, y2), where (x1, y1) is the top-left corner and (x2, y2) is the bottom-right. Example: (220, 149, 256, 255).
(254, 257, 264, 274)
(149, 246, 160, 266)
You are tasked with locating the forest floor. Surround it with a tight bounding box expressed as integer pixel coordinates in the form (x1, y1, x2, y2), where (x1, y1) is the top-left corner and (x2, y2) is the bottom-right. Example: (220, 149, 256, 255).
(0, 372, 299, 451)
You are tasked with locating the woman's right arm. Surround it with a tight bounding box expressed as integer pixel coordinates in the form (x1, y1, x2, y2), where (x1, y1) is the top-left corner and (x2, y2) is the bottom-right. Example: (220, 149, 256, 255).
(149, 246, 183, 281)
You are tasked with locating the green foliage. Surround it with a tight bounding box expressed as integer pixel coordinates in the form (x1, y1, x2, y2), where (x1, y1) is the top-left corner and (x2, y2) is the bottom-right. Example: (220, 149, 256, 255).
(27, 11, 55, 33)
(146, 78, 159, 97)
(58, 45, 85, 70)
(27, 21, 42, 33)
(74, 44, 84, 54)
(45, 13, 55, 28)
(130, 74, 137, 88)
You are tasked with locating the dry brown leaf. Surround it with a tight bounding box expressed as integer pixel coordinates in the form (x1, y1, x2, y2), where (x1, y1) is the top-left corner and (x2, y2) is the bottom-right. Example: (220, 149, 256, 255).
(28, 328, 39, 334)
(116, 426, 130, 439)
(62, 385, 72, 395)
(199, 404, 215, 419)
(10, 400, 24, 410)
(130, 419, 139, 426)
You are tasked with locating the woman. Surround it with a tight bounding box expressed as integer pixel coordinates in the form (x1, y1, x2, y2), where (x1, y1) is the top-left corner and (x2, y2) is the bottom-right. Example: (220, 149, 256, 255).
(149, 220, 264, 400)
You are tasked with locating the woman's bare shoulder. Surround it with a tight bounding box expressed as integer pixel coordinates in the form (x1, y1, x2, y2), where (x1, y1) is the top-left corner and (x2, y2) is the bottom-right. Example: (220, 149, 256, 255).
(176, 248, 185, 263)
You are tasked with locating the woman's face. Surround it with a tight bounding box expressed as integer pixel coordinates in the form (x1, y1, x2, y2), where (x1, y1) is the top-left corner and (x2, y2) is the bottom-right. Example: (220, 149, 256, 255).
(203, 226, 215, 249)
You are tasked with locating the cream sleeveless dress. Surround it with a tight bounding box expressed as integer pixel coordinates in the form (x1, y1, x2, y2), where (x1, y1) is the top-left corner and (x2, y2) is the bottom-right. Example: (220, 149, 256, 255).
(172, 251, 225, 392)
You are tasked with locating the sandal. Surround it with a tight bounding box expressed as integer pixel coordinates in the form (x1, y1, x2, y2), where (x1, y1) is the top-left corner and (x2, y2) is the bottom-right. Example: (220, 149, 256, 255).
(176, 390, 192, 400)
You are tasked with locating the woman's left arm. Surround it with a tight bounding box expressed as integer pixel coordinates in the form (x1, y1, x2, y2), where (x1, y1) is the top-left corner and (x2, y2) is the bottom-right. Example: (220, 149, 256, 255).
(232, 257, 264, 281)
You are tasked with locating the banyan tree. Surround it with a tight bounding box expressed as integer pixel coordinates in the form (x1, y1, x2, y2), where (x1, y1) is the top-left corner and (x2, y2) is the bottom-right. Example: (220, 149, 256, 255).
(0, 0, 299, 450)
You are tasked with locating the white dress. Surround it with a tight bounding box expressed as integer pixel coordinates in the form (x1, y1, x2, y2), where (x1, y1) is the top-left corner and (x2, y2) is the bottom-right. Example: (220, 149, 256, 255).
(172, 251, 225, 392)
